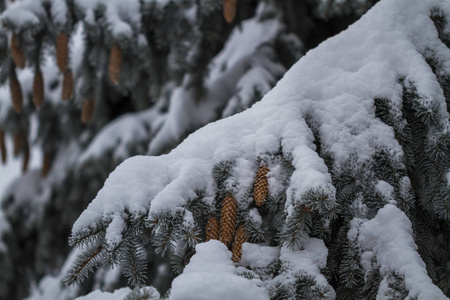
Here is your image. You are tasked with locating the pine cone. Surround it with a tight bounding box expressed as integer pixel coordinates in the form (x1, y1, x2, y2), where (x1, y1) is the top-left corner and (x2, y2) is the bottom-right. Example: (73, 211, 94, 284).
(206, 216, 219, 241)
(56, 32, 69, 73)
(108, 44, 123, 85)
(232, 224, 246, 263)
(0, 130, 6, 164)
(32, 70, 44, 107)
(11, 34, 25, 69)
(81, 97, 95, 124)
(13, 131, 25, 156)
(22, 144, 29, 174)
(254, 165, 269, 206)
(42, 152, 53, 177)
(220, 194, 237, 246)
(223, 0, 237, 23)
(10, 73, 23, 113)
(62, 69, 73, 101)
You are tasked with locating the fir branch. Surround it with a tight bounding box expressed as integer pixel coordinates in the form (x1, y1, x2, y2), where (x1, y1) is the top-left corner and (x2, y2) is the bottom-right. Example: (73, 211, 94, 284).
(278, 204, 312, 249)
(121, 238, 148, 288)
(69, 222, 106, 247)
(170, 247, 195, 274)
(63, 243, 105, 286)
(124, 287, 160, 300)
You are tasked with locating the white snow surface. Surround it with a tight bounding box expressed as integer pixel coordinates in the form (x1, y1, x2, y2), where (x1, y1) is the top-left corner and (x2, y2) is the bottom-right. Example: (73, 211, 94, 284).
(169, 240, 269, 300)
(71, 0, 450, 296)
(358, 205, 447, 299)
(74, 0, 140, 39)
(75, 287, 159, 300)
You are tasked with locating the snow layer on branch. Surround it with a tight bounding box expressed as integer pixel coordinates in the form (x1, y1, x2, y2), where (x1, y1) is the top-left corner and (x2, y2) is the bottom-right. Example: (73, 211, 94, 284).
(79, 109, 161, 164)
(73, 0, 450, 266)
(358, 205, 447, 299)
(207, 16, 281, 83)
(75, 286, 159, 300)
(150, 10, 286, 155)
(169, 240, 269, 300)
(47, 0, 69, 27)
(74, 0, 140, 39)
(0, 0, 45, 29)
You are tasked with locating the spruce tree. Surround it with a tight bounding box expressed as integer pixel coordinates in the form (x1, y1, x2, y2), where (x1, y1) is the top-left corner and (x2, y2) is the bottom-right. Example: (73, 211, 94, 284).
(0, 0, 419, 299)
(59, 0, 450, 298)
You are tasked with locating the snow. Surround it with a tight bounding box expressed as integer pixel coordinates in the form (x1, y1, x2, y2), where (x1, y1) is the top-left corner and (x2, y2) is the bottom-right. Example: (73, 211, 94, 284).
(169, 240, 269, 300)
(74, 0, 141, 39)
(240, 243, 280, 270)
(72, 0, 450, 252)
(358, 205, 447, 299)
(207, 17, 281, 83)
(75, 287, 159, 300)
(65, 0, 450, 297)
(79, 109, 158, 164)
(0, 0, 44, 29)
(149, 7, 286, 155)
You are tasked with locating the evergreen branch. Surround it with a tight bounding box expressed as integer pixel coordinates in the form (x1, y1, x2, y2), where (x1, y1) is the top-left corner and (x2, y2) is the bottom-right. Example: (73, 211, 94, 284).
(63, 243, 105, 286)
(69, 222, 106, 247)
(121, 238, 148, 288)
(124, 287, 160, 300)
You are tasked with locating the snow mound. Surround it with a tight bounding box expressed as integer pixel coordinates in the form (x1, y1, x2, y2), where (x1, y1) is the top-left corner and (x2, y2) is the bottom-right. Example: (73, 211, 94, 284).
(169, 240, 269, 300)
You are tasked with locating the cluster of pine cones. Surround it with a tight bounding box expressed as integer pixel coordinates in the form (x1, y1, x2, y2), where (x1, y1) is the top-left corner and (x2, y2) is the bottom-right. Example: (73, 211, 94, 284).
(206, 165, 269, 263)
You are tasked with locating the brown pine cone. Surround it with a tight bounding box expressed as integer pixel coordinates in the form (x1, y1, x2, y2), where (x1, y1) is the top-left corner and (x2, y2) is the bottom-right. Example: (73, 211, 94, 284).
(10, 73, 23, 113)
(232, 224, 246, 263)
(108, 44, 123, 85)
(220, 194, 237, 246)
(254, 165, 269, 206)
(81, 97, 95, 124)
(56, 32, 69, 73)
(62, 69, 74, 101)
(206, 215, 219, 241)
(32, 70, 44, 107)
(11, 34, 25, 69)
(223, 0, 237, 23)
(42, 152, 53, 177)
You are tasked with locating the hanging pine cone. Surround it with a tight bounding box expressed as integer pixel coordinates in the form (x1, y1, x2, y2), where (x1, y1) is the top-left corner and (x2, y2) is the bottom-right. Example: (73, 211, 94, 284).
(232, 224, 246, 263)
(254, 165, 269, 206)
(10, 72, 23, 113)
(108, 44, 122, 85)
(0, 130, 6, 164)
(220, 194, 237, 246)
(206, 216, 219, 241)
(13, 131, 25, 156)
(22, 143, 29, 173)
(56, 32, 69, 73)
(223, 0, 237, 23)
(42, 152, 53, 177)
(11, 34, 25, 69)
(81, 97, 95, 124)
(32, 69, 44, 107)
(62, 69, 73, 101)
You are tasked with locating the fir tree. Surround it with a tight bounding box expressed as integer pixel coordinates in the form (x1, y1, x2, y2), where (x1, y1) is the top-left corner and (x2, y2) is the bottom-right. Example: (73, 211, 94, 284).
(0, 0, 400, 299)
(59, 0, 450, 298)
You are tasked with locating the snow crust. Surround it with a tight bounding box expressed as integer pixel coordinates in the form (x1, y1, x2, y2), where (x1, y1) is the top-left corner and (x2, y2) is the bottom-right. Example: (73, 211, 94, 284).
(169, 240, 269, 300)
(74, 0, 140, 39)
(358, 205, 447, 299)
